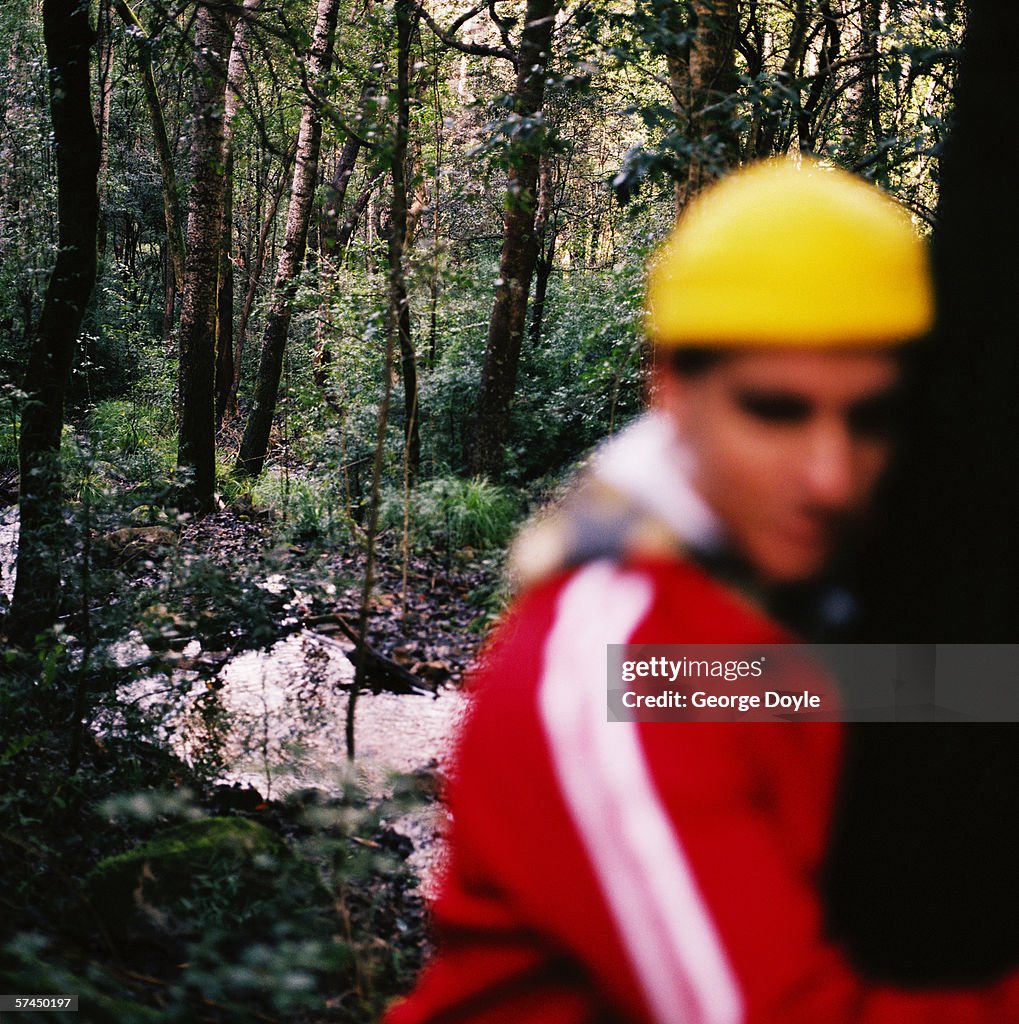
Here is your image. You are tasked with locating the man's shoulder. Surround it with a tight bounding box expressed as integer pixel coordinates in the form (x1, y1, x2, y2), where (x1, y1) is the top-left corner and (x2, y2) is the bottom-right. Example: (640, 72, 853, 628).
(474, 554, 788, 698)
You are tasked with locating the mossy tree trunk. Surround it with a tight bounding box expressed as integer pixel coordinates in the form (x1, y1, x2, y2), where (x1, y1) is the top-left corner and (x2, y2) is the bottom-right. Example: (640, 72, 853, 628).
(177, 2, 236, 512)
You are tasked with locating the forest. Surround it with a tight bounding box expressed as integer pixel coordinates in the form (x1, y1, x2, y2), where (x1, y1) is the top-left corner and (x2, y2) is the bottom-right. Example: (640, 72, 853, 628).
(2, 0, 1017, 1020)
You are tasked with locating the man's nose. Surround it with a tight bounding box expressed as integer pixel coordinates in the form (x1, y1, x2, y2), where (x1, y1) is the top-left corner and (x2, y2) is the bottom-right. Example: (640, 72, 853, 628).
(803, 421, 856, 509)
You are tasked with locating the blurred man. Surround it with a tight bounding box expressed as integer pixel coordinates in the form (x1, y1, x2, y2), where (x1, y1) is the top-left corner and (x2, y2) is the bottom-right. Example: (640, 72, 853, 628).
(385, 158, 1019, 1023)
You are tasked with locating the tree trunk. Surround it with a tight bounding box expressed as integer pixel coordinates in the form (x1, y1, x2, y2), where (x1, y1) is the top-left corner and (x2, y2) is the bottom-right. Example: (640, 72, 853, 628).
(389, 0, 420, 480)
(753, 0, 809, 158)
(844, 0, 884, 180)
(322, 134, 363, 251)
(216, 0, 261, 426)
(862, 2, 1019, 640)
(7, 0, 100, 642)
(162, 240, 175, 349)
(528, 153, 556, 346)
(829, 4, 1019, 984)
(216, 147, 235, 426)
(679, 0, 741, 210)
(468, 0, 559, 479)
(113, 0, 186, 292)
(95, 0, 114, 261)
(321, 74, 376, 252)
(235, 0, 341, 478)
(227, 143, 297, 420)
(177, 2, 235, 511)
(336, 175, 379, 251)
(798, 0, 840, 154)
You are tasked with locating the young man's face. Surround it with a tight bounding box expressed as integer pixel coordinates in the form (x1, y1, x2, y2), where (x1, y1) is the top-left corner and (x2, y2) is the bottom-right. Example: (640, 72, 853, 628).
(657, 349, 903, 584)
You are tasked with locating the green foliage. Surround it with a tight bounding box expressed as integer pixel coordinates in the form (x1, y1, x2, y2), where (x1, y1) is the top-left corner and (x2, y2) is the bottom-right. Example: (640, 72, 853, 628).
(506, 257, 649, 480)
(87, 399, 177, 481)
(0, 383, 22, 470)
(0, 727, 428, 1023)
(250, 469, 352, 544)
(85, 816, 314, 934)
(381, 473, 522, 554)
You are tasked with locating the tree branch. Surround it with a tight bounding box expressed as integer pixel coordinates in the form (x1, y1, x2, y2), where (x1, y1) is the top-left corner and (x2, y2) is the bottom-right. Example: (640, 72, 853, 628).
(413, 0, 516, 66)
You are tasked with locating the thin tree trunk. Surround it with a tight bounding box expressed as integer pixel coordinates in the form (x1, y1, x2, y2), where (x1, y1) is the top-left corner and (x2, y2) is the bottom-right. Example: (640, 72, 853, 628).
(322, 134, 363, 247)
(7, 0, 100, 643)
(847, 0, 885, 181)
(216, 148, 235, 425)
(528, 153, 555, 346)
(162, 240, 175, 349)
(390, 0, 420, 480)
(468, 0, 559, 478)
(227, 142, 296, 420)
(235, 0, 341, 477)
(336, 174, 379, 250)
(177, 2, 235, 512)
(314, 75, 374, 414)
(754, 0, 809, 157)
(798, 1, 840, 154)
(428, 41, 443, 368)
(217, 0, 261, 425)
(113, 0, 186, 291)
(95, 0, 114, 261)
(320, 77, 375, 251)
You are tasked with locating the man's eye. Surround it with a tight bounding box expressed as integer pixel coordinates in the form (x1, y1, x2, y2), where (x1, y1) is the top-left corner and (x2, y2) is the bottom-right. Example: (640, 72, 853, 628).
(736, 393, 812, 424)
(848, 396, 901, 439)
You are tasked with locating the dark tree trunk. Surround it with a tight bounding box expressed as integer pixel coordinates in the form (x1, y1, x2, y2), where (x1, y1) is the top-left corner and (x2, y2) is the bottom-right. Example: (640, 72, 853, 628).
(235, 0, 341, 478)
(832, 2, 1019, 986)
(862, 2, 1019, 640)
(7, 0, 100, 642)
(177, 2, 235, 511)
(798, 0, 840, 155)
(162, 240, 176, 348)
(468, 0, 558, 479)
(389, 0, 420, 480)
(321, 76, 376, 252)
(322, 134, 362, 250)
(227, 144, 296, 420)
(752, 0, 808, 158)
(336, 175, 379, 251)
(528, 153, 556, 346)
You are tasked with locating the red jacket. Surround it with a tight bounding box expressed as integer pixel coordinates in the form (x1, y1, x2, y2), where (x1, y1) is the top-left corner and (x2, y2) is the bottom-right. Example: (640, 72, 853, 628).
(386, 555, 1019, 1024)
